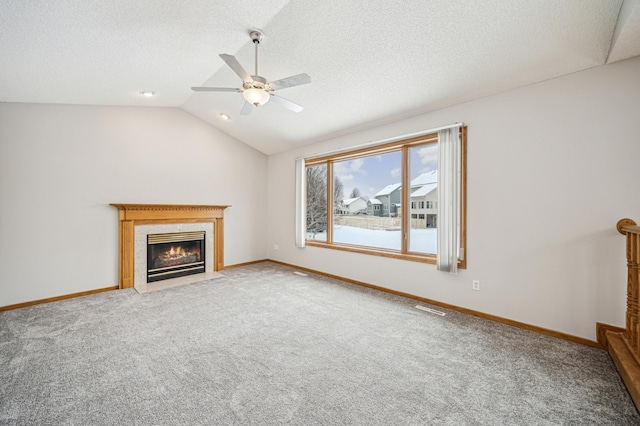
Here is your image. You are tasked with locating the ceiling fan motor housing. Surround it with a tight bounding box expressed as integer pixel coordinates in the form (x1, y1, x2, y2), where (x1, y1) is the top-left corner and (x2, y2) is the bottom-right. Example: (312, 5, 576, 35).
(244, 75, 268, 90)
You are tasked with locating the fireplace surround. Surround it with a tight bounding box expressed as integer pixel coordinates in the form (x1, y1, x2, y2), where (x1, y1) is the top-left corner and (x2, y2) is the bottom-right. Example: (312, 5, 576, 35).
(111, 204, 229, 290)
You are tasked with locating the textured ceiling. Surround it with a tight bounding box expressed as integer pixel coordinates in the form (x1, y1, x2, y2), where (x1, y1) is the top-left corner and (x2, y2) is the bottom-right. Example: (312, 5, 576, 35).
(1, 0, 639, 155)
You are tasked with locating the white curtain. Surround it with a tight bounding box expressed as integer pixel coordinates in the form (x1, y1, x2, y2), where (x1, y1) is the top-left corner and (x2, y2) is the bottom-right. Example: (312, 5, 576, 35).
(436, 126, 461, 273)
(294, 158, 306, 248)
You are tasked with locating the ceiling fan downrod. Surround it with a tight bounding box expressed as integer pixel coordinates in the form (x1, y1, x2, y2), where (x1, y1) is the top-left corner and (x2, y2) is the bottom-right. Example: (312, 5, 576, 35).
(250, 30, 264, 77)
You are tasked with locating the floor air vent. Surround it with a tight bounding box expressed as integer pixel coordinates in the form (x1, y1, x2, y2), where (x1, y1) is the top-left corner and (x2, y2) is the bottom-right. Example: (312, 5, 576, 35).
(415, 305, 446, 316)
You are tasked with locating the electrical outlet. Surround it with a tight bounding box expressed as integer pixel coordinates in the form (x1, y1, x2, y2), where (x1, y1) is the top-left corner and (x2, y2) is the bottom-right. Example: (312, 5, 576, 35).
(273, 244, 279, 250)
(472, 280, 480, 291)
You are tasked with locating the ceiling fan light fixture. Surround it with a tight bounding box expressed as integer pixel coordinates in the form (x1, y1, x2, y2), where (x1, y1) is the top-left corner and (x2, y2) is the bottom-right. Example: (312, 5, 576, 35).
(243, 88, 270, 106)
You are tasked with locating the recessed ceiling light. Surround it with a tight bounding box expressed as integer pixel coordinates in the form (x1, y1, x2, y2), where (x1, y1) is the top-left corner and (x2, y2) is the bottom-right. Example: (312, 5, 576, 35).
(139, 91, 155, 97)
(218, 113, 230, 121)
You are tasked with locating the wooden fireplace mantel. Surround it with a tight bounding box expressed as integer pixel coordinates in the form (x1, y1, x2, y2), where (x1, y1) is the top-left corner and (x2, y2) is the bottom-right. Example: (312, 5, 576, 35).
(110, 203, 230, 289)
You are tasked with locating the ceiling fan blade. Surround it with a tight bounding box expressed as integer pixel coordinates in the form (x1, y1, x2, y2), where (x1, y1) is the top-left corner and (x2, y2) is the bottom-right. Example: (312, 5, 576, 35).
(240, 101, 254, 116)
(268, 73, 311, 91)
(191, 87, 241, 92)
(270, 94, 304, 113)
(219, 54, 252, 83)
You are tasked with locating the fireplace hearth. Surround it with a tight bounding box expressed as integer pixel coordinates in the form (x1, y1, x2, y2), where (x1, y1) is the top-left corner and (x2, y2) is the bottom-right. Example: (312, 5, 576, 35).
(147, 231, 205, 282)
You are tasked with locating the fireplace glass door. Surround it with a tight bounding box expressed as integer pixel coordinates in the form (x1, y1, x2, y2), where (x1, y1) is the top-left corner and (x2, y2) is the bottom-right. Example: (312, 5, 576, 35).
(147, 231, 205, 282)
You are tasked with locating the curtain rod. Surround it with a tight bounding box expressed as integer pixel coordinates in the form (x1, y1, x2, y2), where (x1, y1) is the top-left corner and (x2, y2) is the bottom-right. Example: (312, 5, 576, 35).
(298, 122, 464, 161)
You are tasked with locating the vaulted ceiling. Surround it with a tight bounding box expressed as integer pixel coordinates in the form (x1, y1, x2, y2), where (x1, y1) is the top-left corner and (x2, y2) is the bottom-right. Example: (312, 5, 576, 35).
(2, 0, 639, 155)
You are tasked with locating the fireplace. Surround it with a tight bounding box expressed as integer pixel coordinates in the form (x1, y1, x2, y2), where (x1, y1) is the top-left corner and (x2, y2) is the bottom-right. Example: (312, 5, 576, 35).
(147, 231, 205, 282)
(110, 204, 229, 290)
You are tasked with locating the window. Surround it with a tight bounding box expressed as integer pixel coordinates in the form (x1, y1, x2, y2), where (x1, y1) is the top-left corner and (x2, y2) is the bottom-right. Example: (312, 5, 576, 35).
(306, 163, 327, 242)
(303, 128, 466, 267)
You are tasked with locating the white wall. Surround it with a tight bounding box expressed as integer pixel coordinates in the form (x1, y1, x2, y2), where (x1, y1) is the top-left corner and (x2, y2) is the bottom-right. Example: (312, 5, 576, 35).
(266, 55, 640, 341)
(0, 103, 267, 306)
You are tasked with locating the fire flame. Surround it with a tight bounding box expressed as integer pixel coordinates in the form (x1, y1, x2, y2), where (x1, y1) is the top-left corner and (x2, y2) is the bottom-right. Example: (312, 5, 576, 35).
(168, 245, 186, 258)
(153, 243, 200, 269)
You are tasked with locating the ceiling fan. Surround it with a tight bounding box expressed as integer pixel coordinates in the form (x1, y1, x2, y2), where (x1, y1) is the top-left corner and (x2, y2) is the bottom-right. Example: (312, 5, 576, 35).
(191, 30, 311, 115)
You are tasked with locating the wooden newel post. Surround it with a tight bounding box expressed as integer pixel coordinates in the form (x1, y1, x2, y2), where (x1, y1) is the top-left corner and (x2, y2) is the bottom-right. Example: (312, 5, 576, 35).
(610, 218, 640, 409)
(617, 219, 640, 357)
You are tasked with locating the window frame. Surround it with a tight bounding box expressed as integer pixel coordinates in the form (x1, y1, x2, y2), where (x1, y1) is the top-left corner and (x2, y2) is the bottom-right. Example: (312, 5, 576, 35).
(304, 129, 467, 268)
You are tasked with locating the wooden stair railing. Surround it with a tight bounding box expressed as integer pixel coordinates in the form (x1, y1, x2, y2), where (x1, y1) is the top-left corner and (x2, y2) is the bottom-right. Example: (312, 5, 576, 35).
(604, 218, 640, 409)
